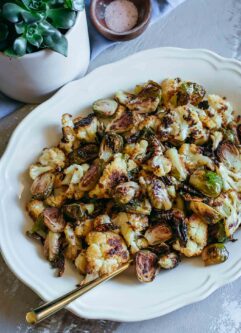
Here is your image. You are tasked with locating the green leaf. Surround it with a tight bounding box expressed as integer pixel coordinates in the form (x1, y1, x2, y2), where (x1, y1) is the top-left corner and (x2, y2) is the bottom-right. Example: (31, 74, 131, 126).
(26, 24, 43, 47)
(15, 21, 26, 34)
(64, 0, 84, 11)
(4, 47, 19, 57)
(21, 0, 48, 12)
(43, 32, 67, 56)
(0, 23, 9, 41)
(21, 10, 45, 23)
(47, 8, 76, 29)
(13, 36, 27, 56)
(2, 3, 25, 23)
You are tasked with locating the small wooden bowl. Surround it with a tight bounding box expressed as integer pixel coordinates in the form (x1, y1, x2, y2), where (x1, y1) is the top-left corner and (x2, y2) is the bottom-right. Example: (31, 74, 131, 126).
(90, 0, 151, 41)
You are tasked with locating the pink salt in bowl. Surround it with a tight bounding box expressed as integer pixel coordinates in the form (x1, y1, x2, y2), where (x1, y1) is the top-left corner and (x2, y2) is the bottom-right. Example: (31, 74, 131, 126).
(90, 0, 152, 41)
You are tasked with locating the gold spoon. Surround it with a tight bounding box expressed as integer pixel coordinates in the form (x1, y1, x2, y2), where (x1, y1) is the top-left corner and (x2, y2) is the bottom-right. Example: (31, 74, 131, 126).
(26, 260, 132, 325)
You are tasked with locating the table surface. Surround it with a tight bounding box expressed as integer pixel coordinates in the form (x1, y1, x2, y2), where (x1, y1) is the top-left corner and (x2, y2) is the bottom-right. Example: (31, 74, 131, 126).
(1, 0, 241, 332)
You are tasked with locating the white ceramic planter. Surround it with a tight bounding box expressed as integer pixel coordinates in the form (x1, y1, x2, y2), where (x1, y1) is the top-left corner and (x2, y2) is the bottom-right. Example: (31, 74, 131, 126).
(0, 10, 90, 103)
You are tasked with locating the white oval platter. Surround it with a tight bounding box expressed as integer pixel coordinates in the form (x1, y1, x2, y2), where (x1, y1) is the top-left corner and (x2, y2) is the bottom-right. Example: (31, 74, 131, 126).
(0, 48, 241, 322)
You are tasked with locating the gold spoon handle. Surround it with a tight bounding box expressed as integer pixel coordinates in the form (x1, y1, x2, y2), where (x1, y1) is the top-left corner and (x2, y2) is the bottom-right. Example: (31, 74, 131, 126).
(26, 261, 131, 325)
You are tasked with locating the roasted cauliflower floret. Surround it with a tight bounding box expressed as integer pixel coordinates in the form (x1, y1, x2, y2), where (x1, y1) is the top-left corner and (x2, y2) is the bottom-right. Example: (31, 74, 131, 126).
(74, 113, 98, 142)
(29, 164, 53, 180)
(39, 147, 66, 169)
(59, 113, 76, 154)
(64, 224, 82, 261)
(159, 105, 208, 144)
(61, 164, 89, 185)
(179, 143, 214, 172)
(84, 231, 129, 279)
(75, 251, 87, 275)
(173, 215, 208, 257)
(75, 219, 94, 238)
(89, 153, 128, 198)
(45, 186, 68, 207)
(138, 115, 161, 132)
(143, 147, 172, 177)
(124, 140, 148, 165)
(113, 212, 148, 254)
(208, 94, 234, 127)
(26, 199, 45, 220)
(165, 147, 188, 181)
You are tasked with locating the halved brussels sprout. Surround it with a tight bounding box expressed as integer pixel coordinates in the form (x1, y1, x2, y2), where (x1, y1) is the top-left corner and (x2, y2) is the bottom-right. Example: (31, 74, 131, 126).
(93, 99, 118, 117)
(113, 181, 140, 204)
(43, 207, 66, 232)
(99, 133, 124, 162)
(208, 222, 228, 243)
(78, 160, 102, 192)
(106, 106, 133, 133)
(189, 201, 221, 224)
(30, 172, 55, 200)
(146, 178, 172, 210)
(69, 144, 99, 165)
(150, 209, 188, 246)
(189, 169, 223, 198)
(177, 81, 206, 106)
(158, 252, 180, 270)
(135, 250, 158, 282)
(216, 141, 241, 172)
(144, 223, 173, 245)
(202, 243, 229, 266)
(63, 203, 94, 221)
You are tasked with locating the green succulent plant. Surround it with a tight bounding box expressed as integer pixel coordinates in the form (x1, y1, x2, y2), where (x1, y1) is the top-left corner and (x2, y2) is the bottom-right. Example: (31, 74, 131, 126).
(0, 0, 84, 57)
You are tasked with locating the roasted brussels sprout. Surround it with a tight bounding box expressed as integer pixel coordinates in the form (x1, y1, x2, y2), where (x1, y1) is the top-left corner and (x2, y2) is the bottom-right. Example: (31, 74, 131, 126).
(208, 222, 228, 243)
(237, 124, 241, 143)
(158, 252, 180, 270)
(189, 201, 221, 224)
(26, 199, 45, 221)
(78, 160, 102, 192)
(43, 207, 66, 232)
(189, 170, 223, 198)
(69, 144, 99, 165)
(177, 81, 206, 106)
(30, 172, 55, 200)
(216, 141, 241, 172)
(106, 106, 133, 133)
(63, 203, 94, 221)
(151, 209, 188, 246)
(113, 181, 140, 204)
(146, 178, 172, 210)
(144, 223, 173, 245)
(202, 243, 229, 266)
(99, 133, 124, 162)
(93, 99, 118, 117)
(135, 250, 158, 282)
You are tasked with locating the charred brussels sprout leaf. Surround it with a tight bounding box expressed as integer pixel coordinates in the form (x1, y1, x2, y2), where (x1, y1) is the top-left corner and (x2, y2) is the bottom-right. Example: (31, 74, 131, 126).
(189, 201, 221, 224)
(27, 215, 47, 240)
(202, 243, 229, 266)
(208, 222, 228, 243)
(135, 250, 158, 282)
(189, 170, 223, 198)
(63, 203, 94, 221)
(69, 144, 99, 164)
(99, 133, 124, 162)
(93, 99, 118, 118)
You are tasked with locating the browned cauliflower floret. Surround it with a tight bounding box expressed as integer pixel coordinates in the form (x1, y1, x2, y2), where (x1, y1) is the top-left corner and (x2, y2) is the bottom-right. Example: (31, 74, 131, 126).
(89, 153, 128, 198)
(83, 231, 129, 281)
(113, 212, 148, 254)
(143, 146, 172, 177)
(208, 95, 234, 127)
(159, 105, 208, 144)
(59, 113, 76, 154)
(75, 219, 94, 238)
(173, 214, 208, 257)
(74, 113, 99, 142)
(165, 147, 188, 181)
(64, 224, 82, 261)
(179, 143, 214, 172)
(39, 147, 66, 169)
(124, 140, 148, 165)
